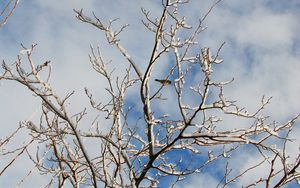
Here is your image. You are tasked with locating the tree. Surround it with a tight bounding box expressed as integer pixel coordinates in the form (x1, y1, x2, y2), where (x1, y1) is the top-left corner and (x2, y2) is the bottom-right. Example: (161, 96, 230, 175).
(1, 0, 299, 187)
(0, 0, 20, 28)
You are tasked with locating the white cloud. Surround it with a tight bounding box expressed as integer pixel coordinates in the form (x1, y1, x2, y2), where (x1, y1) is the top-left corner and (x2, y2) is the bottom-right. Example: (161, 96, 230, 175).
(176, 173, 219, 188)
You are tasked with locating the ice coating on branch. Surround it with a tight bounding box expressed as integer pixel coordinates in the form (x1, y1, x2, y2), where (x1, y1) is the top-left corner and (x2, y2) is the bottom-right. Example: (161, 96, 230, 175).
(200, 47, 224, 75)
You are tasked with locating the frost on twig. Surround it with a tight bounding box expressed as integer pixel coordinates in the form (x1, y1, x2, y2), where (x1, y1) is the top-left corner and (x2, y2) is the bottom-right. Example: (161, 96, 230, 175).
(1, 0, 299, 187)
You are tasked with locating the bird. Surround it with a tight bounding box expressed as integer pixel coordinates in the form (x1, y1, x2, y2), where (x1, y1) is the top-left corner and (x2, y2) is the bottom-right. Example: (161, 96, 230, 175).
(155, 79, 171, 86)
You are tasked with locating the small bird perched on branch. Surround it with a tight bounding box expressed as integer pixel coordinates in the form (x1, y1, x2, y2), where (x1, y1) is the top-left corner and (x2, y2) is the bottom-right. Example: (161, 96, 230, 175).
(155, 79, 171, 86)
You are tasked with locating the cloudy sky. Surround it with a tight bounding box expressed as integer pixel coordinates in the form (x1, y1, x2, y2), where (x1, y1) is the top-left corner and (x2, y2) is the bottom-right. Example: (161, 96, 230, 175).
(1, 0, 299, 187)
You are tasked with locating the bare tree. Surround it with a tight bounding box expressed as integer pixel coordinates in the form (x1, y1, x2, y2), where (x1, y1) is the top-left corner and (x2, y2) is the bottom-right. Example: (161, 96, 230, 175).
(1, 0, 299, 187)
(0, 0, 20, 28)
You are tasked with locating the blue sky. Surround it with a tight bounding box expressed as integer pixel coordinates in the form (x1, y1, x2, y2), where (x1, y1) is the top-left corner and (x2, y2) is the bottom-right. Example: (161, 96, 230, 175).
(1, 0, 300, 187)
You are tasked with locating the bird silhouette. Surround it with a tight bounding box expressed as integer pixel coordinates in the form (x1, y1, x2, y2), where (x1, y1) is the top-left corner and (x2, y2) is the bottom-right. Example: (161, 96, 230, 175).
(155, 79, 171, 86)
